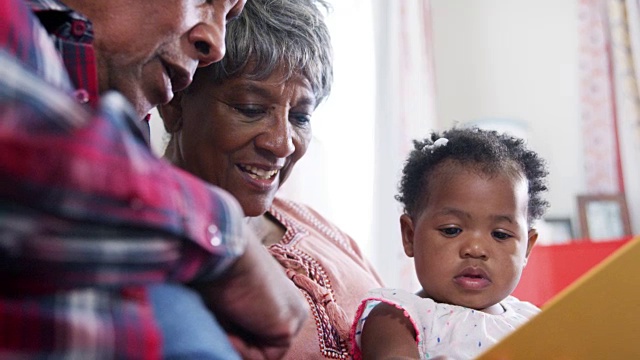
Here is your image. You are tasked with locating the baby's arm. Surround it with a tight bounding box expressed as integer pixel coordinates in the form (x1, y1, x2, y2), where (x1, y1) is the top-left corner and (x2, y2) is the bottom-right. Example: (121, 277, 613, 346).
(360, 302, 420, 360)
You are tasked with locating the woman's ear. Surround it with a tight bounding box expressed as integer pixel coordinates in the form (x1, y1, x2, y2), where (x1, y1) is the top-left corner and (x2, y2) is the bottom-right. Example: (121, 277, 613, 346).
(400, 214, 416, 258)
(158, 91, 184, 133)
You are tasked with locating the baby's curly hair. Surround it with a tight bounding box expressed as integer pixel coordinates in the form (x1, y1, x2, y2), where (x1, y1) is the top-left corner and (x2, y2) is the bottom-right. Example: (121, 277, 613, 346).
(396, 126, 549, 225)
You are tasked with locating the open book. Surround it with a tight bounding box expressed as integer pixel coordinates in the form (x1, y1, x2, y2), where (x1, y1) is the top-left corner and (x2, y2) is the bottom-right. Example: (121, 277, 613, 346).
(476, 235, 640, 359)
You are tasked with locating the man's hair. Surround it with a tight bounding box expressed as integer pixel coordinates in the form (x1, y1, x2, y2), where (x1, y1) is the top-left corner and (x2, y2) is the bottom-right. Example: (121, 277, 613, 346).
(190, 0, 333, 106)
(396, 126, 550, 225)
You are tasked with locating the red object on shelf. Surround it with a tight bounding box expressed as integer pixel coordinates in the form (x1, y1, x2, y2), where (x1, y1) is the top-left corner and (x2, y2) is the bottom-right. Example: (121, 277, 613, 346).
(512, 236, 633, 307)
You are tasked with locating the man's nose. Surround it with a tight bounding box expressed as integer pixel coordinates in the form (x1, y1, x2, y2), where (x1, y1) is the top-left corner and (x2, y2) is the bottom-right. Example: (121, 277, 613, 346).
(189, 22, 226, 66)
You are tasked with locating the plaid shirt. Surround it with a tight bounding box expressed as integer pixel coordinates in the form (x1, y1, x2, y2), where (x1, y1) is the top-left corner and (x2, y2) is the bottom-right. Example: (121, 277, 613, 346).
(0, 0, 247, 357)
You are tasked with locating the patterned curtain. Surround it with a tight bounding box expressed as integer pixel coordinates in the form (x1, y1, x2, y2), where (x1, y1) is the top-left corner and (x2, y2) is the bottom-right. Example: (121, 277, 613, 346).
(578, 0, 620, 193)
(578, 0, 640, 233)
(607, 0, 640, 233)
(370, 0, 438, 290)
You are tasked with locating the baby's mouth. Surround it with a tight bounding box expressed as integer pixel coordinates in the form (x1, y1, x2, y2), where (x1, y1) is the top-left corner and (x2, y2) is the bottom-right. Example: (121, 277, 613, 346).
(455, 266, 491, 283)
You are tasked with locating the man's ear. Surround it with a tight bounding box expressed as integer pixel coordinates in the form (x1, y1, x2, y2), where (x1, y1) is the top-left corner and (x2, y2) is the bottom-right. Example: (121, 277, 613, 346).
(523, 228, 539, 265)
(400, 214, 416, 258)
(158, 91, 184, 133)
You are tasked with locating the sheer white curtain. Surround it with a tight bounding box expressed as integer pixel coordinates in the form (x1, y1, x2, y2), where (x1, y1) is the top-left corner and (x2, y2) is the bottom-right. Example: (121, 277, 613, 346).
(370, 0, 438, 289)
(281, 1, 438, 289)
(277, 0, 377, 253)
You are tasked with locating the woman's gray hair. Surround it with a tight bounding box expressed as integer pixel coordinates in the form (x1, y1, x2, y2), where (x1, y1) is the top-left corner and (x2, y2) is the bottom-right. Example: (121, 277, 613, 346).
(194, 0, 334, 106)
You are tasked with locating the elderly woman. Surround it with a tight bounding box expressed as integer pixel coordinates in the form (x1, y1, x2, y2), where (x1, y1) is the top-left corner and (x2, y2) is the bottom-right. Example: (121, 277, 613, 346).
(159, 0, 383, 358)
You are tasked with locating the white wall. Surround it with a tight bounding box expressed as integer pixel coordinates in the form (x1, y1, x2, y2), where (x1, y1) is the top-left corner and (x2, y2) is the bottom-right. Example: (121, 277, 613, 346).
(278, 0, 377, 256)
(430, 0, 585, 237)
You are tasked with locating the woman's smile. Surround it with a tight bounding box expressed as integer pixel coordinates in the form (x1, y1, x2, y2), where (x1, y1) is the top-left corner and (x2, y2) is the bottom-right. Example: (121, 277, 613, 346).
(237, 164, 280, 190)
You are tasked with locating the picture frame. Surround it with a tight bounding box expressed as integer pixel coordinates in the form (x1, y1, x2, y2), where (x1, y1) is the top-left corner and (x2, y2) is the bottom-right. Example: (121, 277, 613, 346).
(540, 217, 574, 244)
(577, 194, 632, 241)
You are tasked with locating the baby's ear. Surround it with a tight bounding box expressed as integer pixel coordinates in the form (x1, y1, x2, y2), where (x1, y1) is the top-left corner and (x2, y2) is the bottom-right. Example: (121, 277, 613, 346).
(524, 229, 539, 264)
(400, 214, 416, 258)
(158, 91, 184, 133)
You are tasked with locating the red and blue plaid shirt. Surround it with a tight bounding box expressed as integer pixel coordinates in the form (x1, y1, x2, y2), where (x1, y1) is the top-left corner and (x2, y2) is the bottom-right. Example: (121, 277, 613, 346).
(0, 0, 247, 357)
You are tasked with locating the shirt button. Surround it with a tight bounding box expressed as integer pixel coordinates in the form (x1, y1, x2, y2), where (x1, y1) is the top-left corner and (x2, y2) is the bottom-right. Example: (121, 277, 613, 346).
(71, 20, 87, 37)
(121, 287, 146, 301)
(73, 89, 89, 104)
(208, 224, 221, 246)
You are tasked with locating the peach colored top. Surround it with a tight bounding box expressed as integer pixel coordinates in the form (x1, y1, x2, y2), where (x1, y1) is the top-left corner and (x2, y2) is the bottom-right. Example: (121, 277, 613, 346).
(267, 198, 384, 359)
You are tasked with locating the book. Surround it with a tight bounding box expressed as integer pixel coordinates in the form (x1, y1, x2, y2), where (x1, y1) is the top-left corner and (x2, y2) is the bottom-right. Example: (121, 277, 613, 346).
(476, 235, 640, 359)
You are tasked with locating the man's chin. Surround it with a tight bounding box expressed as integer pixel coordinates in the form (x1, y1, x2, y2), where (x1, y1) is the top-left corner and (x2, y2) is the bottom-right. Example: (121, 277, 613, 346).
(130, 97, 154, 121)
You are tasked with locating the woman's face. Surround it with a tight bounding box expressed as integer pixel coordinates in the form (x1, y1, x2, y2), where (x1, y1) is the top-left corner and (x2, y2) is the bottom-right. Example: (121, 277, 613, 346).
(171, 67, 316, 216)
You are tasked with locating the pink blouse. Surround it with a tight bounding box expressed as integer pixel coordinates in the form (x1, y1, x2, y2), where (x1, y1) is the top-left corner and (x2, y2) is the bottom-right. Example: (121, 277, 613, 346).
(267, 198, 384, 359)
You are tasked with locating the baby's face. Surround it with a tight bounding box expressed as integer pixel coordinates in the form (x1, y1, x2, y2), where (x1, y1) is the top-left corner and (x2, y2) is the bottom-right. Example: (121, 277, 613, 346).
(400, 166, 537, 314)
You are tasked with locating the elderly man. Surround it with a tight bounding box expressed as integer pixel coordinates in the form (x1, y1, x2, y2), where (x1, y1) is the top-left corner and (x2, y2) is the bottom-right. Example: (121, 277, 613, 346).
(0, 0, 306, 359)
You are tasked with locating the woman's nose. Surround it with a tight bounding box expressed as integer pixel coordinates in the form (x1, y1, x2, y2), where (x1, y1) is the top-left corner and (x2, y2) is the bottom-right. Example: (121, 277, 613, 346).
(256, 112, 295, 158)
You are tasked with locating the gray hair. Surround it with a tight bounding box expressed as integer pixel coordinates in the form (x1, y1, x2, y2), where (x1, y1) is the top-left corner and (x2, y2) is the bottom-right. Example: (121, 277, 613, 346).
(193, 0, 334, 106)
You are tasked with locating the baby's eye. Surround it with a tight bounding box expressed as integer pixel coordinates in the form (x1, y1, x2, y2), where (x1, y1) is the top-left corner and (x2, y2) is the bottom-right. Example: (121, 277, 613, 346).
(440, 227, 462, 237)
(492, 231, 512, 241)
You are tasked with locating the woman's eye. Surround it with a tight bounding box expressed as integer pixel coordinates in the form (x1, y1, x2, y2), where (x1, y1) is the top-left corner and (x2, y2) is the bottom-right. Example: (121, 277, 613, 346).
(234, 106, 266, 118)
(440, 227, 461, 237)
(291, 113, 312, 126)
(492, 231, 512, 241)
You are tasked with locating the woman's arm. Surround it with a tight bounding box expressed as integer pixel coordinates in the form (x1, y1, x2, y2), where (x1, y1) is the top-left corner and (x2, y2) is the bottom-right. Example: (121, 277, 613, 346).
(361, 302, 421, 360)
